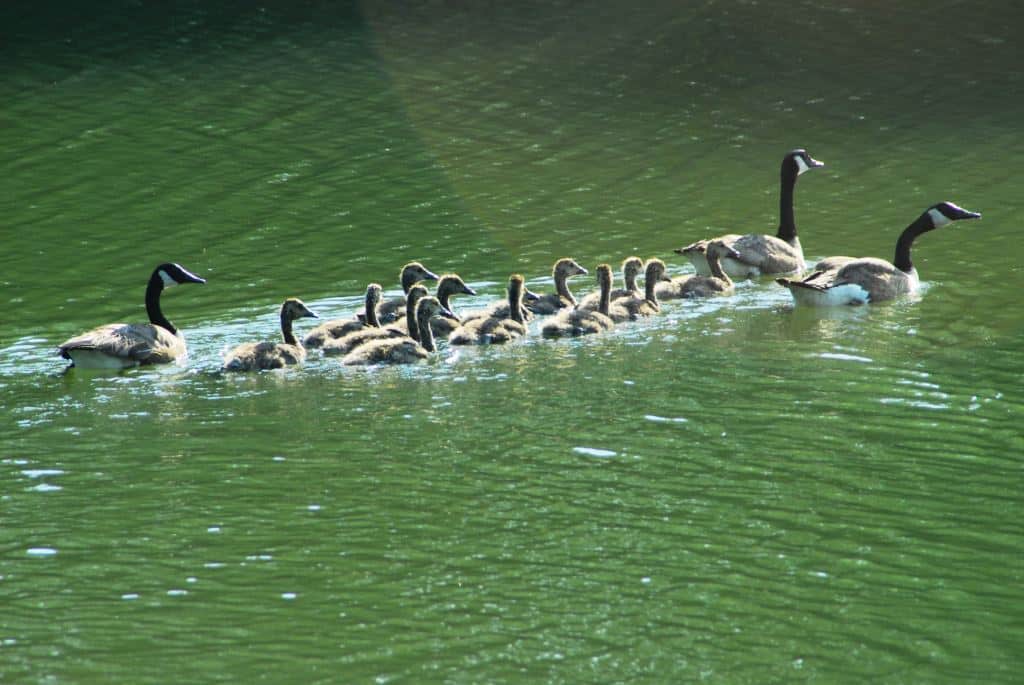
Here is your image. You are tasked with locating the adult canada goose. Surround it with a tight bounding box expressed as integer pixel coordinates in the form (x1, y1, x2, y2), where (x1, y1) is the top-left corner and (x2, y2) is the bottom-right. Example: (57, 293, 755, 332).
(542, 264, 617, 337)
(223, 298, 319, 371)
(578, 256, 643, 310)
(678, 148, 824, 278)
(375, 262, 440, 323)
(428, 274, 478, 339)
(776, 201, 981, 306)
(613, 258, 672, 319)
(449, 274, 531, 345)
(322, 285, 429, 356)
(303, 283, 382, 349)
(58, 262, 206, 369)
(657, 240, 742, 300)
(526, 258, 589, 315)
(342, 296, 456, 365)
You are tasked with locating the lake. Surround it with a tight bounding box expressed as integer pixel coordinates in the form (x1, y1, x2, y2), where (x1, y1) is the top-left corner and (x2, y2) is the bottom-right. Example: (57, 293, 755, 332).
(2, 1, 1022, 682)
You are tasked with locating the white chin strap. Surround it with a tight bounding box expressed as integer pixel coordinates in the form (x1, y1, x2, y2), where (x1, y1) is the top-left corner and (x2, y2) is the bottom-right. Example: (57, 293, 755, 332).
(794, 155, 810, 175)
(927, 208, 952, 227)
(158, 269, 178, 287)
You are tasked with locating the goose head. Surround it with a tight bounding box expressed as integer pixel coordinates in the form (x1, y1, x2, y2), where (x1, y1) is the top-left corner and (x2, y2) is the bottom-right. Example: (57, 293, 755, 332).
(400, 262, 440, 292)
(281, 298, 319, 322)
(675, 240, 707, 257)
(786, 148, 825, 176)
(925, 201, 981, 229)
(155, 263, 206, 288)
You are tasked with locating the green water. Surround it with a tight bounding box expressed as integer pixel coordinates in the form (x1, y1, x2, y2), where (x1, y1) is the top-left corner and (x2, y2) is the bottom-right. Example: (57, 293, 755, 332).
(2, 1, 1022, 682)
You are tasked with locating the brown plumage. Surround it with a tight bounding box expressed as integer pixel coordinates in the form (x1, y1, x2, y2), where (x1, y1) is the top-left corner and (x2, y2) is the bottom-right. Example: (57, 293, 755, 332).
(657, 240, 741, 300)
(322, 285, 429, 356)
(676, 149, 824, 278)
(525, 258, 589, 315)
(449, 274, 531, 345)
(342, 296, 456, 365)
(223, 298, 319, 371)
(613, 259, 671, 319)
(578, 256, 642, 310)
(303, 283, 382, 349)
(58, 262, 206, 369)
(542, 264, 617, 337)
(375, 262, 440, 323)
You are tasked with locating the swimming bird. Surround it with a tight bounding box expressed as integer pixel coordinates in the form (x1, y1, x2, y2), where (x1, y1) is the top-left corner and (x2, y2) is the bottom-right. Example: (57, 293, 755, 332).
(613, 258, 672, 319)
(58, 262, 206, 369)
(223, 298, 319, 371)
(578, 256, 643, 309)
(656, 240, 742, 300)
(776, 201, 981, 306)
(322, 285, 429, 356)
(526, 258, 589, 315)
(542, 264, 617, 337)
(449, 274, 531, 345)
(375, 262, 440, 323)
(677, 148, 824, 278)
(341, 296, 456, 365)
(303, 283, 382, 349)
(428, 273, 478, 339)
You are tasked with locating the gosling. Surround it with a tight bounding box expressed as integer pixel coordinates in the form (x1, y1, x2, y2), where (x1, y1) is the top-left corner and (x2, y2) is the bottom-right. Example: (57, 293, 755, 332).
(223, 298, 319, 371)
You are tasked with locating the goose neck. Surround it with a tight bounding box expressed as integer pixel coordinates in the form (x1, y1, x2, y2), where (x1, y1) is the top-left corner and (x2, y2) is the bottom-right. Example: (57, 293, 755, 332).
(364, 292, 380, 327)
(776, 160, 799, 244)
(281, 311, 299, 346)
(555, 273, 576, 306)
(509, 281, 525, 324)
(893, 213, 933, 273)
(145, 270, 176, 334)
(599, 276, 612, 316)
(707, 252, 733, 285)
(405, 298, 420, 341)
(644, 275, 660, 309)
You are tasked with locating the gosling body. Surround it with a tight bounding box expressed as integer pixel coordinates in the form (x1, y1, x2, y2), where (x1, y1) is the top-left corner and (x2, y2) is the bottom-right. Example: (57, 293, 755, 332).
(223, 298, 319, 371)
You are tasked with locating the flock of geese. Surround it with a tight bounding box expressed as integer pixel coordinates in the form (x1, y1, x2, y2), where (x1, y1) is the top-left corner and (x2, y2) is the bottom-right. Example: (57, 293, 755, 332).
(57, 149, 982, 371)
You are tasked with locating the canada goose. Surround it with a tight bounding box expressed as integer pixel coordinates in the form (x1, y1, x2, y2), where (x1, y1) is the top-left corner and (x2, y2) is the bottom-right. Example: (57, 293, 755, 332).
(58, 262, 206, 369)
(776, 202, 981, 306)
(677, 149, 824, 278)
(375, 262, 440, 323)
(578, 256, 643, 309)
(303, 283, 382, 349)
(613, 258, 672, 319)
(526, 258, 589, 315)
(428, 274, 478, 339)
(449, 274, 531, 345)
(342, 296, 456, 365)
(542, 264, 617, 337)
(223, 298, 319, 371)
(322, 285, 429, 356)
(657, 240, 742, 300)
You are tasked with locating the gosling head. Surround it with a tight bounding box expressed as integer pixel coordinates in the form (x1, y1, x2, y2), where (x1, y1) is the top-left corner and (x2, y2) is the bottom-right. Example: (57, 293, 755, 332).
(705, 240, 743, 262)
(644, 258, 671, 282)
(553, 257, 588, 280)
(621, 256, 643, 276)
(365, 283, 383, 304)
(406, 284, 430, 308)
(436, 273, 478, 298)
(416, 295, 458, 322)
(400, 262, 440, 291)
(925, 201, 981, 229)
(596, 263, 613, 288)
(281, 298, 319, 322)
(155, 262, 207, 288)
(786, 148, 825, 176)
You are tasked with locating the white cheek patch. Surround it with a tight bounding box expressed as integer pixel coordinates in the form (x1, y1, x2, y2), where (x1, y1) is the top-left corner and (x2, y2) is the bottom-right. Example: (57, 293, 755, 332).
(927, 208, 952, 227)
(794, 155, 810, 175)
(158, 269, 179, 287)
